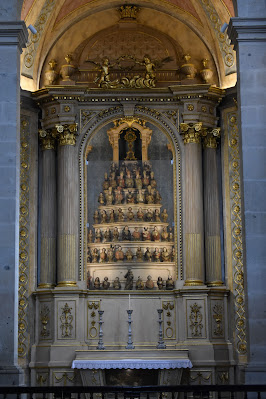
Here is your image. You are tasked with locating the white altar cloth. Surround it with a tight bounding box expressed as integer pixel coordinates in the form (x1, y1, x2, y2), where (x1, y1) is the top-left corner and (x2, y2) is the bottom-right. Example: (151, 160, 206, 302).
(72, 359, 192, 370)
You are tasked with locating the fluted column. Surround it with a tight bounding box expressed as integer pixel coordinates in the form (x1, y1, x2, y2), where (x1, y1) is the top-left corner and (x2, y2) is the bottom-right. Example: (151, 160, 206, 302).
(55, 123, 78, 287)
(180, 123, 204, 286)
(39, 130, 57, 288)
(202, 128, 223, 286)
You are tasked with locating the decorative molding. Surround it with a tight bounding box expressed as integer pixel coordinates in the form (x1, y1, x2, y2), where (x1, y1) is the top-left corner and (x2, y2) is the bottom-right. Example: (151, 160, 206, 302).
(212, 302, 224, 337)
(228, 18, 266, 47)
(40, 304, 51, 339)
(87, 301, 100, 339)
(18, 116, 31, 359)
(190, 370, 212, 384)
(72, 359, 193, 369)
(60, 303, 73, 338)
(0, 22, 28, 52)
(189, 303, 203, 337)
(162, 301, 176, 340)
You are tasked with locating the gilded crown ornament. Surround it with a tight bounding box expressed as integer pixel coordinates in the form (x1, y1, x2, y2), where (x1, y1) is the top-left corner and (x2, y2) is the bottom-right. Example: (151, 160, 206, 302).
(118, 5, 140, 20)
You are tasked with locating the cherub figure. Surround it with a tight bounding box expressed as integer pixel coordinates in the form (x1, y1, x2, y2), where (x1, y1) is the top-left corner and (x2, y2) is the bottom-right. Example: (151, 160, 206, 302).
(86, 57, 120, 88)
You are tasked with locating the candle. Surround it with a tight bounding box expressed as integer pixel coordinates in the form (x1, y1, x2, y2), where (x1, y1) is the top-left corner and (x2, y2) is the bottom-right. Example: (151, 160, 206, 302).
(129, 294, 131, 309)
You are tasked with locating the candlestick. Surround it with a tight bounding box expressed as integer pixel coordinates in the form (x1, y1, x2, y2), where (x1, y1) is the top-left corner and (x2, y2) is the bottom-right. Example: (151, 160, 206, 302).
(157, 309, 166, 349)
(97, 310, 105, 350)
(125, 310, 135, 349)
(129, 294, 131, 309)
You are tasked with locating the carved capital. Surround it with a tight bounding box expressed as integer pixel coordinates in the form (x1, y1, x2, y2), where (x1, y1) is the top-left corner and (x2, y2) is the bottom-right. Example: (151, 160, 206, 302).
(202, 127, 221, 148)
(39, 129, 56, 150)
(180, 122, 202, 144)
(54, 123, 78, 146)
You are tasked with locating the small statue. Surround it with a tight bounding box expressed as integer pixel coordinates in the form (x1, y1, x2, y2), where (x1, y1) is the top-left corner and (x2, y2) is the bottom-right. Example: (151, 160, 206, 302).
(125, 169, 134, 188)
(115, 186, 124, 204)
(166, 275, 174, 290)
(115, 245, 124, 261)
(126, 190, 135, 204)
(150, 171, 157, 188)
(157, 276, 164, 290)
(110, 161, 118, 174)
(113, 226, 119, 241)
(87, 248, 92, 263)
(103, 227, 111, 242)
(93, 210, 100, 224)
(153, 247, 161, 262)
(120, 161, 126, 175)
(109, 171, 117, 189)
(109, 209, 115, 223)
(154, 209, 161, 222)
(117, 208, 124, 222)
(135, 170, 143, 189)
(142, 170, 150, 186)
(136, 276, 145, 290)
(117, 171, 125, 188)
(136, 246, 143, 261)
(95, 228, 102, 243)
(102, 172, 109, 191)
(137, 207, 144, 221)
(161, 247, 170, 262)
(154, 190, 162, 204)
(124, 269, 134, 290)
(99, 248, 107, 263)
(145, 247, 152, 262)
(127, 207, 134, 221)
(152, 226, 160, 241)
(105, 187, 113, 205)
(136, 189, 145, 203)
(161, 226, 169, 241)
(169, 227, 174, 241)
(98, 192, 105, 205)
(94, 276, 101, 289)
(132, 227, 141, 241)
(100, 210, 108, 223)
(142, 226, 151, 241)
(107, 246, 114, 262)
(88, 229, 93, 243)
(143, 161, 152, 173)
(102, 276, 110, 290)
(122, 225, 131, 241)
(126, 248, 133, 261)
(145, 275, 154, 289)
(92, 248, 99, 263)
(113, 276, 121, 290)
(161, 208, 168, 222)
(146, 208, 153, 222)
(87, 272, 92, 289)
(146, 185, 154, 204)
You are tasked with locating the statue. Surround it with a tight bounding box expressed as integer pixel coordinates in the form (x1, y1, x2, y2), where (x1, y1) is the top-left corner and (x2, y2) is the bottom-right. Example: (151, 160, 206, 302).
(102, 276, 110, 290)
(150, 171, 157, 188)
(124, 269, 134, 290)
(117, 208, 124, 222)
(161, 226, 169, 241)
(171, 247, 175, 261)
(105, 187, 113, 205)
(109, 209, 115, 223)
(152, 226, 160, 241)
(125, 169, 134, 188)
(95, 228, 102, 243)
(145, 275, 154, 289)
(132, 227, 141, 241)
(161, 208, 168, 222)
(127, 207, 134, 221)
(146, 185, 154, 204)
(126, 248, 133, 261)
(88, 229, 93, 243)
(93, 210, 100, 224)
(117, 171, 125, 188)
(145, 247, 152, 262)
(102, 172, 109, 190)
(169, 227, 174, 241)
(136, 246, 143, 261)
(110, 161, 118, 174)
(113, 226, 119, 241)
(107, 246, 114, 262)
(115, 245, 124, 261)
(109, 172, 117, 189)
(137, 207, 144, 221)
(154, 190, 162, 204)
(99, 248, 107, 263)
(143, 161, 152, 173)
(154, 209, 161, 222)
(94, 277, 101, 290)
(98, 192, 105, 205)
(126, 190, 135, 204)
(166, 275, 174, 290)
(92, 248, 98, 263)
(87, 248, 92, 263)
(87, 272, 92, 289)
(136, 276, 145, 290)
(143, 226, 151, 241)
(122, 225, 131, 241)
(101, 210, 108, 223)
(135, 169, 142, 189)
(146, 208, 153, 222)
(86, 57, 120, 88)
(142, 170, 150, 187)
(115, 186, 124, 204)
(161, 247, 170, 262)
(113, 277, 121, 290)
(103, 227, 111, 242)
(136, 189, 145, 203)
(157, 276, 164, 290)
(153, 247, 161, 262)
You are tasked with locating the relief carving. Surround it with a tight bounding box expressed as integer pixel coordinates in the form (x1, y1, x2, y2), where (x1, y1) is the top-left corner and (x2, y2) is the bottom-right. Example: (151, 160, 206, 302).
(60, 303, 73, 338)
(189, 303, 203, 337)
(40, 304, 50, 339)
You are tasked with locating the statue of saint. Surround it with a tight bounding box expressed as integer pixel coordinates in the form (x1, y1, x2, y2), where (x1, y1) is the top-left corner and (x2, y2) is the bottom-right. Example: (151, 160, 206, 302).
(113, 227, 119, 241)
(136, 276, 145, 290)
(117, 208, 124, 222)
(146, 185, 154, 204)
(99, 248, 107, 263)
(95, 228, 102, 243)
(115, 186, 124, 204)
(157, 276, 164, 290)
(166, 275, 174, 290)
(117, 171, 125, 188)
(125, 169, 134, 188)
(124, 269, 134, 290)
(154, 190, 162, 204)
(105, 187, 113, 205)
(169, 227, 174, 241)
(126, 248, 133, 261)
(161, 226, 169, 241)
(136, 247, 143, 261)
(161, 208, 168, 222)
(137, 207, 144, 221)
(94, 277, 101, 290)
(145, 208, 154, 222)
(102, 276, 110, 290)
(107, 246, 114, 262)
(154, 209, 161, 222)
(126, 190, 135, 204)
(115, 246, 124, 261)
(142, 170, 150, 187)
(93, 210, 99, 224)
(100, 210, 108, 223)
(113, 277, 121, 290)
(136, 189, 145, 203)
(102, 172, 109, 190)
(109, 172, 117, 189)
(98, 192, 105, 205)
(152, 226, 160, 241)
(150, 171, 157, 188)
(132, 227, 141, 241)
(109, 209, 115, 223)
(135, 170, 142, 189)
(145, 275, 154, 289)
(92, 248, 98, 263)
(103, 227, 111, 242)
(88, 229, 93, 243)
(145, 247, 152, 262)
(122, 225, 131, 241)
(87, 248, 92, 263)
(161, 247, 170, 262)
(127, 207, 134, 221)
(153, 247, 161, 262)
(143, 226, 151, 241)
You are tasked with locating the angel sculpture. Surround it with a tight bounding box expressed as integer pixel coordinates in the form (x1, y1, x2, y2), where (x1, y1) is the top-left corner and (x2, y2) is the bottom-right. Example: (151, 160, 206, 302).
(86, 57, 120, 88)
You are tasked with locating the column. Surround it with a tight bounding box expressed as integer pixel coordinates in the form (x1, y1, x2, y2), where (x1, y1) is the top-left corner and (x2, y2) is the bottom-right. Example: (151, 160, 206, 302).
(180, 123, 204, 286)
(56, 123, 78, 287)
(202, 128, 223, 286)
(0, 22, 28, 384)
(38, 130, 56, 288)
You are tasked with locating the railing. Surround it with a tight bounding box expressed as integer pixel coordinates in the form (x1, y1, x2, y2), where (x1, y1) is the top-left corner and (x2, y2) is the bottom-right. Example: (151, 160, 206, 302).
(0, 385, 266, 399)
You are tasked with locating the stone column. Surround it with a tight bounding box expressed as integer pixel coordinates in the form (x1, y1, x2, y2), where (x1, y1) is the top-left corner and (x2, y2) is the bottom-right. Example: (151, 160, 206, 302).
(56, 123, 78, 287)
(180, 123, 204, 286)
(202, 128, 223, 286)
(38, 130, 56, 288)
(0, 22, 28, 385)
